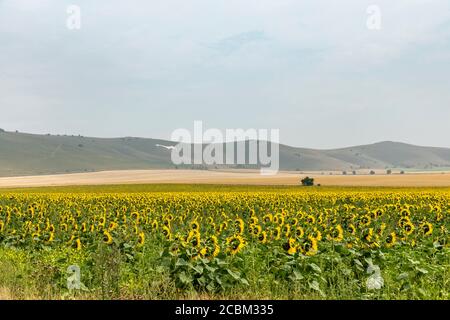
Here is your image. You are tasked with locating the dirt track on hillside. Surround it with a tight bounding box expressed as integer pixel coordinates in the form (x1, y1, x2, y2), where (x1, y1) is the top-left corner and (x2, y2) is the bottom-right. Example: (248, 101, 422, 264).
(1, 170, 450, 188)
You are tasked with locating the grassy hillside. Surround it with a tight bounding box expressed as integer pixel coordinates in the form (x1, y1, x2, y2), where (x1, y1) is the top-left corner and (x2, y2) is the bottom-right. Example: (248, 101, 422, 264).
(1, 131, 450, 176)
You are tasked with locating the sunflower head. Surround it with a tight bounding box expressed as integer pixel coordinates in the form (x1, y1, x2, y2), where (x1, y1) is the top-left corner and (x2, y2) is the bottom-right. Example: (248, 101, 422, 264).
(421, 222, 433, 236)
(386, 232, 396, 248)
(103, 230, 113, 245)
(258, 231, 268, 244)
(227, 235, 245, 255)
(137, 232, 145, 246)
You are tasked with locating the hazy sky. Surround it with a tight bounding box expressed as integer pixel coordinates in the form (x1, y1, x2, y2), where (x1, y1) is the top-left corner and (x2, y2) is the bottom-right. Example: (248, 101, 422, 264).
(1, 0, 450, 149)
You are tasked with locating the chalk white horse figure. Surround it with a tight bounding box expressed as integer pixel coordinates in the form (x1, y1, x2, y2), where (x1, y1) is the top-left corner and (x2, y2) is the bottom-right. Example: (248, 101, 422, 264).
(156, 144, 176, 150)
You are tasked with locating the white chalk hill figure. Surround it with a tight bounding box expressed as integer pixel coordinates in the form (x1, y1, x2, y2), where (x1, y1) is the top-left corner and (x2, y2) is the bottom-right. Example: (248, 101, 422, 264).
(156, 144, 176, 150)
(366, 259, 384, 290)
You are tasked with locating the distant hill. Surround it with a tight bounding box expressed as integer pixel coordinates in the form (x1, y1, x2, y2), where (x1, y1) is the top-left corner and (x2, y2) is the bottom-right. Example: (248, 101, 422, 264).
(1, 131, 450, 176)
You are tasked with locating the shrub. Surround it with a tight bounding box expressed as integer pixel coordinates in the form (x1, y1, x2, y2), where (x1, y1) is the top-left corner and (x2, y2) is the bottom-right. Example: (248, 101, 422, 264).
(301, 177, 314, 186)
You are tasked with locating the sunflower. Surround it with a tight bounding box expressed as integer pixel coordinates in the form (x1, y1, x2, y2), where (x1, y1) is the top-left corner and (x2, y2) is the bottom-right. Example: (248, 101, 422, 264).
(306, 215, 315, 224)
(250, 216, 259, 225)
(379, 222, 386, 235)
(103, 230, 113, 244)
(360, 214, 371, 227)
(398, 216, 411, 228)
(250, 224, 262, 237)
(272, 227, 281, 240)
(373, 208, 384, 219)
(258, 231, 268, 244)
(151, 220, 159, 230)
(289, 218, 298, 227)
(76, 238, 82, 250)
(131, 211, 140, 220)
(363, 228, 374, 242)
(400, 208, 410, 217)
(98, 216, 106, 227)
(312, 227, 322, 241)
(170, 243, 179, 255)
(108, 221, 118, 231)
(190, 220, 200, 231)
(187, 230, 201, 248)
(386, 232, 396, 248)
(46, 232, 54, 243)
(295, 226, 304, 239)
(226, 235, 246, 255)
(347, 223, 356, 236)
(137, 232, 145, 247)
(403, 221, 415, 235)
(0, 221, 4, 232)
(273, 214, 284, 225)
(234, 218, 245, 234)
(162, 226, 172, 240)
(328, 224, 344, 242)
(210, 235, 220, 257)
(420, 222, 433, 236)
(220, 221, 228, 232)
(283, 237, 297, 255)
(282, 224, 291, 237)
(301, 236, 318, 256)
(262, 213, 273, 224)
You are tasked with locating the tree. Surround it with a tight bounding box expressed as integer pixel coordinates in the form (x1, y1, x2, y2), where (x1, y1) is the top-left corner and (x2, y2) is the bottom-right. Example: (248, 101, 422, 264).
(352, 171, 357, 175)
(386, 169, 392, 175)
(0, 128, 5, 133)
(301, 176, 314, 186)
(342, 171, 347, 175)
(370, 170, 376, 175)
(400, 170, 405, 174)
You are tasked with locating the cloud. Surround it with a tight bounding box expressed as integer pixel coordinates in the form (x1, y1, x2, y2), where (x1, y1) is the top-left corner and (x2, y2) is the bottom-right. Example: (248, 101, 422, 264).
(1, 0, 450, 147)
(205, 31, 269, 55)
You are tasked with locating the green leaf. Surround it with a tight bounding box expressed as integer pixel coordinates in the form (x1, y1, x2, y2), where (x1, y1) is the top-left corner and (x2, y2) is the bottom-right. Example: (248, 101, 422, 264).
(190, 264, 204, 274)
(197, 276, 207, 286)
(342, 268, 352, 276)
(155, 266, 165, 273)
(125, 253, 134, 261)
(309, 263, 322, 273)
(308, 280, 325, 297)
(396, 272, 409, 280)
(206, 282, 216, 292)
(123, 243, 133, 249)
(364, 257, 373, 266)
(354, 259, 364, 268)
(215, 258, 228, 266)
(205, 265, 218, 273)
(415, 267, 428, 275)
(291, 269, 304, 281)
(240, 278, 249, 286)
(227, 269, 241, 280)
(179, 272, 192, 284)
(407, 258, 420, 265)
(175, 258, 188, 267)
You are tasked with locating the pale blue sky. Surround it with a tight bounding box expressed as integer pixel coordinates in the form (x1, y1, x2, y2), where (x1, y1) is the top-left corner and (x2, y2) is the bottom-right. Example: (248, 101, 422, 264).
(1, 0, 450, 148)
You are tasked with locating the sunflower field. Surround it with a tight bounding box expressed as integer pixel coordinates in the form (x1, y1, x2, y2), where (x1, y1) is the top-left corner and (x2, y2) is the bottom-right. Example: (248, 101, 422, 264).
(0, 186, 448, 299)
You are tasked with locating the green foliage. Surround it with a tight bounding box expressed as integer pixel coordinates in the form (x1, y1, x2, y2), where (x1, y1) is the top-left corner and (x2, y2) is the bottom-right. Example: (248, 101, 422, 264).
(301, 177, 314, 186)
